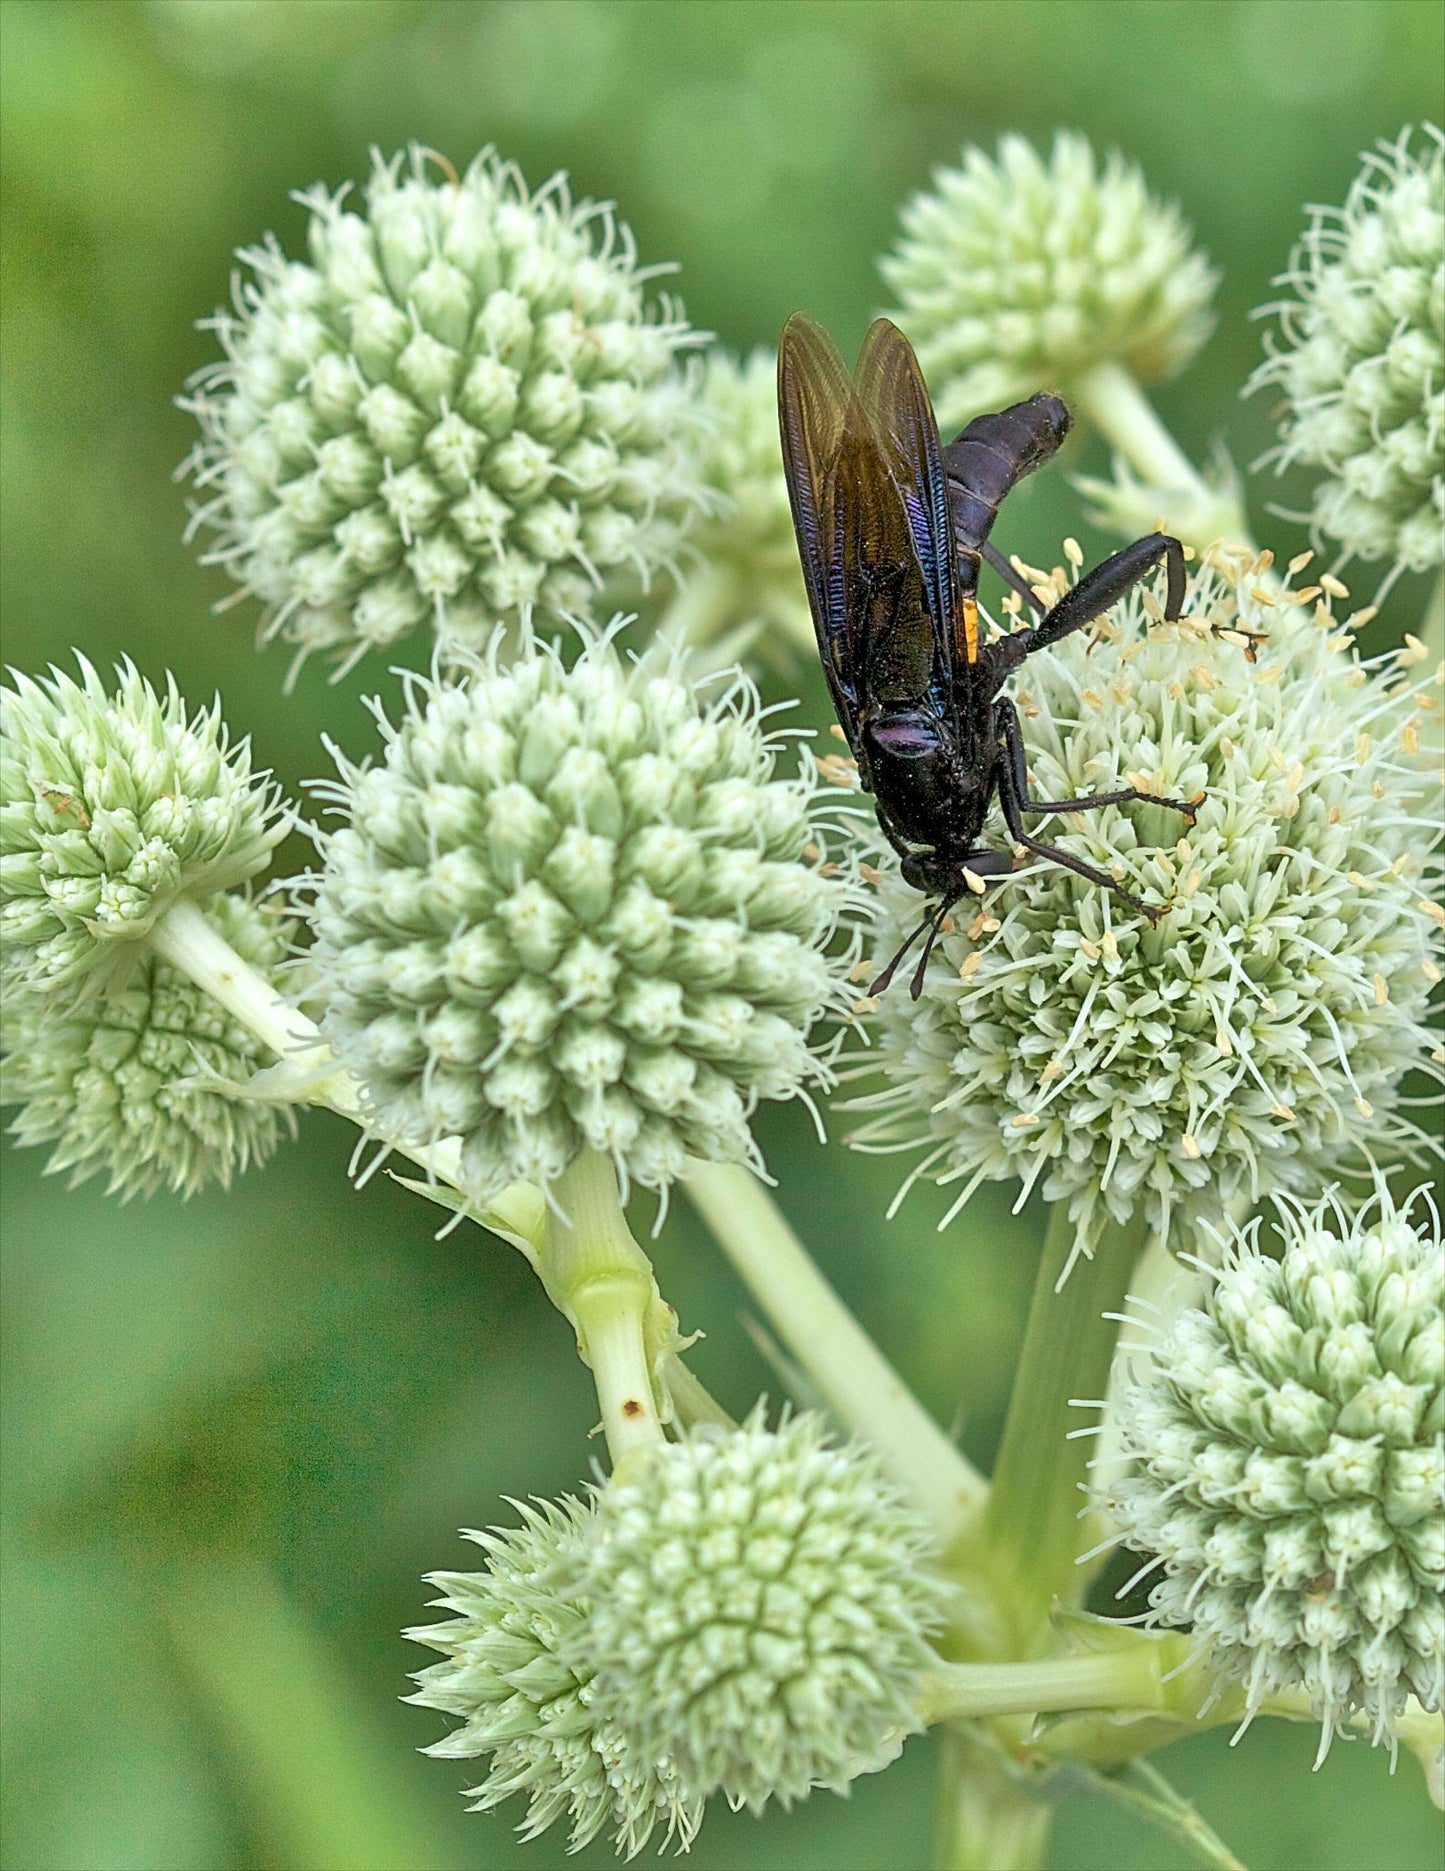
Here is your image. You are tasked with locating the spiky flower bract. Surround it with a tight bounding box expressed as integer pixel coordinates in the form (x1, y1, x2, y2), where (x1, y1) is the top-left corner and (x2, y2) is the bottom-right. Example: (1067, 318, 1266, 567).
(406, 1495, 702, 1858)
(2, 893, 293, 1198)
(307, 623, 854, 1200)
(560, 1410, 947, 1813)
(1250, 125, 1445, 586)
(881, 133, 1218, 425)
(1, 658, 285, 997)
(663, 348, 812, 665)
(1105, 1183, 1444, 1755)
(182, 146, 708, 676)
(851, 547, 1444, 1265)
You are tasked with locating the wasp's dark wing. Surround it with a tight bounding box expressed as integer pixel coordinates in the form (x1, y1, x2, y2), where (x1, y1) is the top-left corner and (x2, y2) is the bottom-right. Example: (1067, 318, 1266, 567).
(777, 313, 867, 744)
(852, 319, 963, 703)
(778, 314, 944, 749)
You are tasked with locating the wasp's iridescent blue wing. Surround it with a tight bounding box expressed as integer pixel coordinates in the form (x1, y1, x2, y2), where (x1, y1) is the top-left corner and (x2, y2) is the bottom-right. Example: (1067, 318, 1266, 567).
(853, 318, 974, 710)
(779, 313, 945, 752)
(777, 313, 866, 743)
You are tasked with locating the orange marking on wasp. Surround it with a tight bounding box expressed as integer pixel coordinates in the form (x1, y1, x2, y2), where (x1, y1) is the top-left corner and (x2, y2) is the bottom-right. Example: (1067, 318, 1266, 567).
(963, 594, 980, 664)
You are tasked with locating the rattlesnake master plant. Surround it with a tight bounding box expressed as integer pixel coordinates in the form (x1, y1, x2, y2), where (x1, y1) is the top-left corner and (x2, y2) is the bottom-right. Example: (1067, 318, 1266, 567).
(1105, 1184, 1444, 1758)
(851, 547, 1444, 1268)
(6, 117, 1443, 1871)
(1250, 125, 1445, 586)
(882, 133, 1218, 424)
(406, 1495, 703, 1859)
(0, 659, 285, 997)
(182, 146, 708, 676)
(561, 1409, 947, 1814)
(2, 893, 292, 1198)
(408, 1413, 946, 1851)
(306, 623, 856, 1200)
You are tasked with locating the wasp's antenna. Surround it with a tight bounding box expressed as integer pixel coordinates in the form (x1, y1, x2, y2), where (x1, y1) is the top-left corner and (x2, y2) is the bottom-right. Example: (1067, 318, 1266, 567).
(868, 908, 935, 997)
(908, 897, 957, 1000)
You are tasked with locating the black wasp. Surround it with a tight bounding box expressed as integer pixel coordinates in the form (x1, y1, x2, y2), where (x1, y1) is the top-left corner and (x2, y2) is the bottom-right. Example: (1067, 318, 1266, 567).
(777, 313, 1202, 998)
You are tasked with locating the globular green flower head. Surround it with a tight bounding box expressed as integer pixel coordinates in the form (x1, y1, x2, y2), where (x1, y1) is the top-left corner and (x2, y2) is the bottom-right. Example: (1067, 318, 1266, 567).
(667, 348, 812, 666)
(1250, 125, 1444, 586)
(851, 548, 1444, 1267)
(560, 1410, 947, 1814)
(1105, 1184, 1444, 1755)
(2, 892, 293, 1198)
(1, 659, 285, 996)
(308, 624, 854, 1201)
(881, 133, 1218, 425)
(406, 1496, 702, 1859)
(183, 146, 708, 676)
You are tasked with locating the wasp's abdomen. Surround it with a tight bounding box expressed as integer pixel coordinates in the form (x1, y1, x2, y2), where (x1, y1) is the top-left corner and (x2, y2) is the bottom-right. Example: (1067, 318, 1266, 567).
(942, 393, 1072, 553)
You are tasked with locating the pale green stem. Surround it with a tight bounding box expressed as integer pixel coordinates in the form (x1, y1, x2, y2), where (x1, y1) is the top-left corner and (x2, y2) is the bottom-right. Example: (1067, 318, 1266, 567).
(664, 1353, 738, 1431)
(152, 905, 713, 1432)
(540, 1149, 669, 1469)
(150, 897, 332, 1080)
(1071, 361, 1214, 505)
(164, 1555, 464, 1871)
(1070, 359, 1251, 552)
(934, 1729, 1050, 1871)
(683, 1159, 985, 1544)
(981, 1205, 1147, 1649)
(1084, 1761, 1250, 1871)
(151, 899, 480, 1191)
(1032, 1641, 1444, 1793)
(919, 1642, 1170, 1726)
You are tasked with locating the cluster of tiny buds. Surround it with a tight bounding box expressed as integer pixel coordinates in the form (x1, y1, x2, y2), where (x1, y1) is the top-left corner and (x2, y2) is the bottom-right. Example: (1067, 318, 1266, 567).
(882, 131, 1217, 423)
(182, 146, 709, 676)
(1250, 124, 1444, 587)
(407, 1410, 946, 1856)
(1, 658, 285, 998)
(306, 622, 861, 1202)
(3, 892, 293, 1198)
(1104, 1182, 1443, 1758)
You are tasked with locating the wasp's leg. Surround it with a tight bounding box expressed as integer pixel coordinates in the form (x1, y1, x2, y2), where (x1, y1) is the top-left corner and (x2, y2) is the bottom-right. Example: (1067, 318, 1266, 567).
(993, 734, 1169, 924)
(990, 533, 1186, 677)
(980, 540, 1048, 615)
(995, 699, 1201, 822)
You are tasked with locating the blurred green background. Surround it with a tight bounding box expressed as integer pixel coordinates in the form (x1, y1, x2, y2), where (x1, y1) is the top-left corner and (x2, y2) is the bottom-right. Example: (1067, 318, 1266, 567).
(2, 3, 1441, 1868)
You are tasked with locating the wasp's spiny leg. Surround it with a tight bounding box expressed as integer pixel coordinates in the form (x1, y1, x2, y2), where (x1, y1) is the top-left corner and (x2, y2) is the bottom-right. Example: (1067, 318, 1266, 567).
(995, 699, 1202, 823)
(980, 539, 1048, 614)
(995, 742, 1169, 924)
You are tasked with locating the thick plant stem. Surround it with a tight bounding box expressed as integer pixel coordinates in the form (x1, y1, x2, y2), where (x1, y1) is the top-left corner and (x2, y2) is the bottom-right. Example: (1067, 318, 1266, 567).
(1071, 361, 1213, 505)
(919, 1642, 1173, 1725)
(151, 897, 330, 1072)
(152, 899, 491, 1192)
(153, 903, 695, 1432)
(542, 1150, 669, 1468)
(165, 1556, 464, 1871)
(1070, 359, 1250, 551)
(684, 1159, 985, 1544)
(982, 1205, 1147, 1649)
(935, 1729, 1050, 1871)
